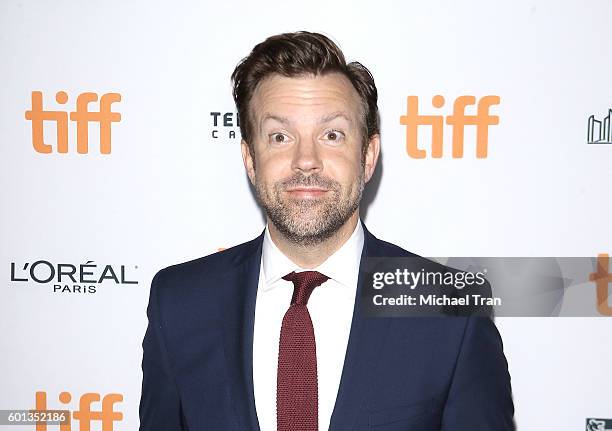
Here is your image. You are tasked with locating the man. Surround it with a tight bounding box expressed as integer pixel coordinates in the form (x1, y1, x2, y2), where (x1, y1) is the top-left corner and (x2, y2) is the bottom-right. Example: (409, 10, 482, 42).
(139, 31, 514, 430)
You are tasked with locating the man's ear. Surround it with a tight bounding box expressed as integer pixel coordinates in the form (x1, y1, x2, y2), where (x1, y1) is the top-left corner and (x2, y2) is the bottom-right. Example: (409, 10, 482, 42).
(364, 133, 380, 183)
(241, 139, 256, 184)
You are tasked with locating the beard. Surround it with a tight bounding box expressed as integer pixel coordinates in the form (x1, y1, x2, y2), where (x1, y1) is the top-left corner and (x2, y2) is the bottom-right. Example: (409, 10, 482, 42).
(253, 169, 364, 246)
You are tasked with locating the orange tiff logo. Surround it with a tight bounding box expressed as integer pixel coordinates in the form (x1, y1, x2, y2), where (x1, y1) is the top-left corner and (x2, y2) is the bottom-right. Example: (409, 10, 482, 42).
(589, 254, 612, 316)
(400, 95, 500, 159)
(33, 391, 123, 431)
(25, 91, 121, 154)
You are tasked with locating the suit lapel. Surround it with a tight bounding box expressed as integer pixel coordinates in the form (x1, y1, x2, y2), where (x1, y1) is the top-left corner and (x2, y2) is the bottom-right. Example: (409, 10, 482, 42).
(328, 223, 392, 430)
(219, 232, 264, 431)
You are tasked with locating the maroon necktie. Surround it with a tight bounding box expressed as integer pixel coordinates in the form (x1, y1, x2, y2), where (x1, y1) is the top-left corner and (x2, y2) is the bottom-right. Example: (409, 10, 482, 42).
(277, 270, 329, 431)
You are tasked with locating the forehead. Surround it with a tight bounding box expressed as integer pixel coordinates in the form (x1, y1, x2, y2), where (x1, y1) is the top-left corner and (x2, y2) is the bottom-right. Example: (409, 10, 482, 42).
(250, 72, 362, 126)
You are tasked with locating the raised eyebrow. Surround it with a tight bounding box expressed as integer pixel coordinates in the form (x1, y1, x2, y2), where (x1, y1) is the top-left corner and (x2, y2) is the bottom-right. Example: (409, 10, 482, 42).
(259, 112, 290, 133)
(259, 111, 353, 130)
(319, 111, 353, 125)
(259, 113, 290, 135)
(261, 113, 291, 126)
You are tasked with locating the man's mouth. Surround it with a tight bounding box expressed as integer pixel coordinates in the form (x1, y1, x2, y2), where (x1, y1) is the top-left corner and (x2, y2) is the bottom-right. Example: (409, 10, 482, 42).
(284, 187, 329, 199)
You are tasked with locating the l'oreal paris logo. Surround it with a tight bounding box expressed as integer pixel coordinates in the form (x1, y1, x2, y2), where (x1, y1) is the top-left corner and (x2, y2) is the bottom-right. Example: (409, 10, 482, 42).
(10, 260, 138, 294)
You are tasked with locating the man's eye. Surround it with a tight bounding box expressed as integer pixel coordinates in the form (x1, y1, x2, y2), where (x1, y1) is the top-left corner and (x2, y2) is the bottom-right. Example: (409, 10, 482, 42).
(324, 130, 345, 141)
(270, 133, 289, 143)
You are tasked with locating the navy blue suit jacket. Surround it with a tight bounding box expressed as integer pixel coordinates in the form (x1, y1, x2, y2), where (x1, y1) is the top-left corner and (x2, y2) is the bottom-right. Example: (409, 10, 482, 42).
(140, 224, 514, 430)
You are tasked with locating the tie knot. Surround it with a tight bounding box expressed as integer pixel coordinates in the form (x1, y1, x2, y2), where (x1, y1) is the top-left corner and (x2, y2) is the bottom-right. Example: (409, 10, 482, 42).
(282, 270, 329, 306)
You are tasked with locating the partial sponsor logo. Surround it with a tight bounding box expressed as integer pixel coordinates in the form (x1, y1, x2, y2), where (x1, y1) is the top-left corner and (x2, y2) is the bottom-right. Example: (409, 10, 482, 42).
(25, 91, 121, 154)
(587, 108, 612, 144)
(210, 111, 240, 141)
(9, 260, 138, 294)
(586, 418, 612, 431)
(400, 95, 500, 158)
(33, 391, 122, 431)
(589, 254, 612, 316)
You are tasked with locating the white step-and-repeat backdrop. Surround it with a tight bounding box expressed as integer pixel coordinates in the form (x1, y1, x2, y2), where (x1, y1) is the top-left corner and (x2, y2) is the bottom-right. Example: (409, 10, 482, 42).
(1, 0, 611, 430)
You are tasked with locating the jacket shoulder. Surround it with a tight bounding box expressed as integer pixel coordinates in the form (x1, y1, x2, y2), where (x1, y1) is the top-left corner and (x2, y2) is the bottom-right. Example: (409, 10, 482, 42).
(366, 229, 466, 276)
(367, 229, 437, 264)
(368, 235, 418, 258)
(152, 233, 263, 289)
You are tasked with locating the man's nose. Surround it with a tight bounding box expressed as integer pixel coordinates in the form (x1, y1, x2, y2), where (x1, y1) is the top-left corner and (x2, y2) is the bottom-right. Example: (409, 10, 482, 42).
(291, 137, 322, 173)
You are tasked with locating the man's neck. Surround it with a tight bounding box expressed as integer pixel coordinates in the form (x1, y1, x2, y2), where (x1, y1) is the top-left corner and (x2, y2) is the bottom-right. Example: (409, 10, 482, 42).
(267, 212, 360, 269)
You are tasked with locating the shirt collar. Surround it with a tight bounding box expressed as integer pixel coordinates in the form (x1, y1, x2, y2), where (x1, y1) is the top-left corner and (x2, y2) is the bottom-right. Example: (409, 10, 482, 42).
(261, 220, 364, 291)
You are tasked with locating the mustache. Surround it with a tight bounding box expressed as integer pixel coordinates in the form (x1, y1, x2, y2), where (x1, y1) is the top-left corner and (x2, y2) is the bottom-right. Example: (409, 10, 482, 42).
(279, 173, 339, 190)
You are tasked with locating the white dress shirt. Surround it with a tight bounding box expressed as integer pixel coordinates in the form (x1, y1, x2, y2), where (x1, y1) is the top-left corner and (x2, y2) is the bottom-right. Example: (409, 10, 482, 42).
(252, 220, 364, 431)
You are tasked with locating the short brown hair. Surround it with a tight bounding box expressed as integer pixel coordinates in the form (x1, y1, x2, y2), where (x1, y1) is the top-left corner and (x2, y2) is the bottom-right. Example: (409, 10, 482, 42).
(231, 31, 379, 157)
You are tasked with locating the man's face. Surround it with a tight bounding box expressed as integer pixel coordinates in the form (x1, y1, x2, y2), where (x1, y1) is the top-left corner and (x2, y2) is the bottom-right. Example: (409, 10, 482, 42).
(241, 72, 380, 245)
